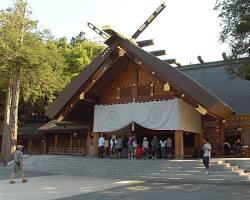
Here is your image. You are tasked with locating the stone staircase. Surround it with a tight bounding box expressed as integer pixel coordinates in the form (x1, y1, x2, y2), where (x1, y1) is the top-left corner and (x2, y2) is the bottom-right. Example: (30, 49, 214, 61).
(22, 155, 250, 184)
(218, 158, 250, 180)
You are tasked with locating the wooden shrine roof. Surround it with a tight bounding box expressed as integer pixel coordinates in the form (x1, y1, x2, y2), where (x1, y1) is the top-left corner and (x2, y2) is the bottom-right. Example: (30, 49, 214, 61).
(0, 124, 43, 136)
(45, 30, 234, 119)
(38, 120, 89, 133)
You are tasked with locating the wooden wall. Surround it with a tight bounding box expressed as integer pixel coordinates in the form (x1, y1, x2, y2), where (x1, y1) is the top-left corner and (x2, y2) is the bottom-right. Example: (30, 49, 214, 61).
(98, 61, 175, 104)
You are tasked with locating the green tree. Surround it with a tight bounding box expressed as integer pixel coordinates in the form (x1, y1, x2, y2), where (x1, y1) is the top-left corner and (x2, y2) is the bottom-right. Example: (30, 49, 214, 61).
(0, 0, 67, 163)
(215, 0, 250, 79)
(59, 32, 105, 79)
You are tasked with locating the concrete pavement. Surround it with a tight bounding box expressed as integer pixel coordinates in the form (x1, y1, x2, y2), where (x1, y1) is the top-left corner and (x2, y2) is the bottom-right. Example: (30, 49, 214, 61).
(1, 156, 250, 200)
(56, 181, 250, 200)
(0, 169, 143, 200)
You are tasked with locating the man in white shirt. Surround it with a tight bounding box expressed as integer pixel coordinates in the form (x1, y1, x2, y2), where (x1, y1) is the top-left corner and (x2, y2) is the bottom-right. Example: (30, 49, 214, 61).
(202, 138, 212, 175)
(98, 134, 105, 158)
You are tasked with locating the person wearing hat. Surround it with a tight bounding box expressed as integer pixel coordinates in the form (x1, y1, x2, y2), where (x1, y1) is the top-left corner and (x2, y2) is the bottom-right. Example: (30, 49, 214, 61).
(142, 137, 149, 159)
(10, 145, 28, 184)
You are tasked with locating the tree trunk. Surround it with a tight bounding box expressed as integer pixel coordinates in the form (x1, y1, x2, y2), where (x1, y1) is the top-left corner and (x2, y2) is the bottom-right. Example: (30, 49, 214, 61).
(0, 76, 12, 164)
(5, 65, 21, 163)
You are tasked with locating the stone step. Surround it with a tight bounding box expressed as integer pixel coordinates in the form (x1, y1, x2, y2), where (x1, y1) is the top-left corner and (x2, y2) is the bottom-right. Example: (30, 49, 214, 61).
(23, 164, 230, 174)
(23, 164, 227, 173)
(22, 167, 247, 182)
(21, 156, 249, 182)
(23, 161, 230, 170)
(218, 159, 250, 180)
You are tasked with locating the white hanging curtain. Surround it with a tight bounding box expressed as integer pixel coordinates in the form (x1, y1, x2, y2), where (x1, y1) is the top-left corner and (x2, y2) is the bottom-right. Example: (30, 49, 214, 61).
(93, 98, 201, 133)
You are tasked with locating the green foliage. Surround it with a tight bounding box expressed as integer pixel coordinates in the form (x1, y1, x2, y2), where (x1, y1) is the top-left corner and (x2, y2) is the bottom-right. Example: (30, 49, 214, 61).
(0, 0, 68, 106)
(60, 32, 105, 80)
(0, 0, 105, 123)
(215, 0, 250, 79)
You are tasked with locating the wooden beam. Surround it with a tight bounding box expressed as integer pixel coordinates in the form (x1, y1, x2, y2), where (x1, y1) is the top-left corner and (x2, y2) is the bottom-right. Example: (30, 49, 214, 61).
(87, 22, 109, 39)
(175, 62, 182, 67)
(131, 3, 166, 40)
(197, 56, 204, 64)
(164, 59, 176, 64)
(136, 39, 154, 48)
(99, 93, 176, 104)
(149, 50, 166, 57)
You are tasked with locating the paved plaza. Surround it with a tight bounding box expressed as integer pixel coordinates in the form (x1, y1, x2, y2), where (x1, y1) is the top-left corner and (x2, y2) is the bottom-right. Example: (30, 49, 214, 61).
(0, 157, 250, 200)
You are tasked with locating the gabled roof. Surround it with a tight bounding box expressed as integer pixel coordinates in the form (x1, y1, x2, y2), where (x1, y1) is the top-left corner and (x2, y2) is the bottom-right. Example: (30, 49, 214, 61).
(179, 60, 250, 114)
(0, 124, 43, 136)
(45, 30, 234, 119)
(45, 48, 113, 118)
(39, 120, 89, 133)
(116, 37, 234, 118)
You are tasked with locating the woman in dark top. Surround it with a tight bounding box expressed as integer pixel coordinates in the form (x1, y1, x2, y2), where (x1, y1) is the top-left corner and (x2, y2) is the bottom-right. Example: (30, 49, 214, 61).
(235, 138, 242, 157)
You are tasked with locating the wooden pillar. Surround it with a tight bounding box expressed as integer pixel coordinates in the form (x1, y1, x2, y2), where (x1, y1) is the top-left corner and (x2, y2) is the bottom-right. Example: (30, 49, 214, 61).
(175, 130, 184, 158)
(195, 133, 201, 148)
(42, 139, 46, 154)
(86, 131, 91, 149)
(218, 120, 225, 156)
(69, 133, 73, 148)
(195, 133, 201, 158)
(92, 132, 100, 157)
(55, 134, 58, 148)
(86, 130, 92, 156)
(200, 118, 205, 145)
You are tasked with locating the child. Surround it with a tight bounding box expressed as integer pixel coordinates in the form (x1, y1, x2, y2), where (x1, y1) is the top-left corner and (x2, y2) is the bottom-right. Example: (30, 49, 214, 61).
(135, 144, 144, 159)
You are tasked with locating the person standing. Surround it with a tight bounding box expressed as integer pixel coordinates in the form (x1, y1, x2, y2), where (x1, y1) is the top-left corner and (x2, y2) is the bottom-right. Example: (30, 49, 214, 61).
(98, 134, 105, 158)
(110, 135, 117, 158)
(10, 145, 28, 184)
(135, 144, 143, 159)
(104, 136, 110, 158)
(202, 138, 212, 175)
(166, 137, 172, 159)
(142, 137, 149, 159)
(133, 138, 138, 158)
(235, 138, 242, 157)
(223, 141, 231, 156)
(128, 135, 135, 160)
(116, 135, 123, 158)
(160, 139, 166, 159)
(151, 136, 159, 159)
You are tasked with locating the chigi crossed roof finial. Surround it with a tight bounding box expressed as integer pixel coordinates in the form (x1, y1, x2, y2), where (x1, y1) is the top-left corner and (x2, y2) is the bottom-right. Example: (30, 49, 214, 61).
(87, 2, 169, 58)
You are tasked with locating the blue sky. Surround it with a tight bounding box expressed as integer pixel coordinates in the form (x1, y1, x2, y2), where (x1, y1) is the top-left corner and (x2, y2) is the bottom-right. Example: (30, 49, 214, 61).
(1, 0, 229, 65)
